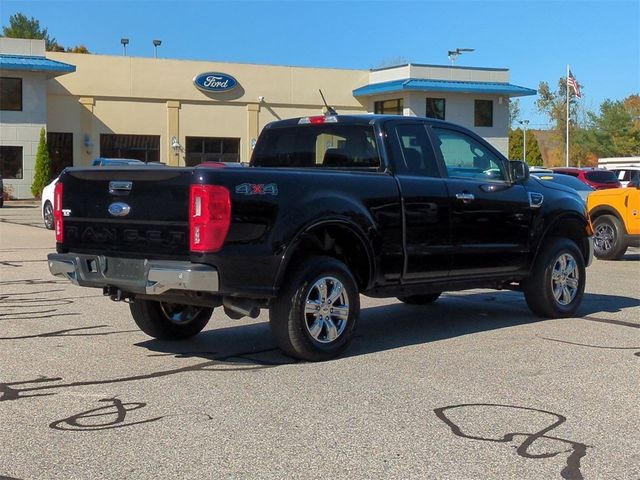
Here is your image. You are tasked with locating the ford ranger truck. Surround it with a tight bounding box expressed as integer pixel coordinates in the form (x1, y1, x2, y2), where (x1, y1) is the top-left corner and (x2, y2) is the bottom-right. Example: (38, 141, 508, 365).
(48, 115, 594, 361)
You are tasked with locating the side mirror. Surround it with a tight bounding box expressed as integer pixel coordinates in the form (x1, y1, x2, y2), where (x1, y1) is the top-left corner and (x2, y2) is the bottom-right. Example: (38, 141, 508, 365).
(509, 160, 530, 183)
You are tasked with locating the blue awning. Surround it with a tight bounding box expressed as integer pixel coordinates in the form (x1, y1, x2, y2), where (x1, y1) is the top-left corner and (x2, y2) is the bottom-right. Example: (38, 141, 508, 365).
(353, 78, 536, 97)
(0, 54, 75, 74)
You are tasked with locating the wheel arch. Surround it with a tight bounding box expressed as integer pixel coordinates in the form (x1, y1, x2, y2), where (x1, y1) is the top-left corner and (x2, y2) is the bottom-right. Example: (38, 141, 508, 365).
(274, 219, 375, 293)
(533, 213, 591, 267)
(589, 206, 628, 234)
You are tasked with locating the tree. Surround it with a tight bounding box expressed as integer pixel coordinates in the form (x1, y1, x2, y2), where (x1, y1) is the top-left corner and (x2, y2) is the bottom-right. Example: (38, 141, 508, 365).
(31, 128, 51, 199)
(584, 98, 640, 158)
(536, 77, 585, 165)
(2, 12, 62, 51)
(66, 44, 90, 54)
(509, 128, 543, 166)
(508, 99, 521, 128)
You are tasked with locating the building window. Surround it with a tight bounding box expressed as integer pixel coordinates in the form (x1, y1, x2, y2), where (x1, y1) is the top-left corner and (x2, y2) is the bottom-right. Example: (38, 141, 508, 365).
(0, 77, 22, 111)
(185, 137, 240, 166)
(100, 134, 160, 163)
(474, 99, 493, 127)
(425, 98, 445, 120)
(0, 146, 23, 179)
(374, 98, 403, 115)
(47, 132, 73, 178)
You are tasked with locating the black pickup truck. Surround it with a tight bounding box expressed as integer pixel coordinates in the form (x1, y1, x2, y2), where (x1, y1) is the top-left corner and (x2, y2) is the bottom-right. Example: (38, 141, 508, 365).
(48, 115, 593, 361)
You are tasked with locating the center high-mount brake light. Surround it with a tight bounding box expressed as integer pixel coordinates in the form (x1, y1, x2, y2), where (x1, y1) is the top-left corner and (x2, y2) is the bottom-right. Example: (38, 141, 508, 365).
(54, 182, 64, 242)
(189, 185, 231, 253)
(298, 115, 338, 125)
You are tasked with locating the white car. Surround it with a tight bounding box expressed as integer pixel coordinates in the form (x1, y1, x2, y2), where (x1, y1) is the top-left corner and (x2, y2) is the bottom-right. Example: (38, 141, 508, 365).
(41, 176, 59, 230)
(612, 166, 640, 187)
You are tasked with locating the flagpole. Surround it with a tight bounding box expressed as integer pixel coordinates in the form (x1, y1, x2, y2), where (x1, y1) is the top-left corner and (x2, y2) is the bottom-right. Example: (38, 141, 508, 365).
(566, 64, 570, 167)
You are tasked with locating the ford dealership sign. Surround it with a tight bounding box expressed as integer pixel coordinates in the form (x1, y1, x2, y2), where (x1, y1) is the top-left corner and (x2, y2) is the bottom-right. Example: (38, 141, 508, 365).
(193, 72, 238, 92)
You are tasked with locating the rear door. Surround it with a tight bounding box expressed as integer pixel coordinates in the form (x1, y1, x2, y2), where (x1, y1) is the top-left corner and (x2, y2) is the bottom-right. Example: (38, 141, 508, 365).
(387, 121, 451, 281)
(429, 126, 533, 276)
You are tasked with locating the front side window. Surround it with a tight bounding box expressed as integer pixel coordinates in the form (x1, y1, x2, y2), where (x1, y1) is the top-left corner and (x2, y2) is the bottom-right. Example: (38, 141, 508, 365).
(252, 124, 379, 169)
(0, 77, 22, 111)
(0, 146, 23, 179)
(474, 99, 493, 127)
(432, 128, 506, 182)
(425, 98, 445, 120)
(374, 98, 403, 115)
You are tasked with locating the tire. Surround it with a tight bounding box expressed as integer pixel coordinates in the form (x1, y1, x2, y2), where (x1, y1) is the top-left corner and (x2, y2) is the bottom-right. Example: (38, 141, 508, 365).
(43, 201, 54, 230)
(397, 292, 442, 305)
(593, 215, 627, 260)
(523, 238, 586, 318)
(129, 300, 213, 340)
(269, 256, 360, 361)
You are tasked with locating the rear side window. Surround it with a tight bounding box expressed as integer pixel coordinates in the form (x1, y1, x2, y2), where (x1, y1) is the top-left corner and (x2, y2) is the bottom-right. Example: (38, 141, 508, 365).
(252, 124, 380, 169)
(585, 170, 619, 183)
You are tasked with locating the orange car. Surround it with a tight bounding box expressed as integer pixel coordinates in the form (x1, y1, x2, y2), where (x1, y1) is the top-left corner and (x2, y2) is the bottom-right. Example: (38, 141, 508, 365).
(588, 179, 640, 259)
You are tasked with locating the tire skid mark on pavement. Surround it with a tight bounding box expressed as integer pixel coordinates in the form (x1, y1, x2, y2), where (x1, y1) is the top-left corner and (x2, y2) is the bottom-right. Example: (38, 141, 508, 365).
(581, 315, 639, 329)
(540, 336, 640, 357)
(0, 325, 138, 341)
(434, 403, 589, 480)
(0, 348, 296, 403)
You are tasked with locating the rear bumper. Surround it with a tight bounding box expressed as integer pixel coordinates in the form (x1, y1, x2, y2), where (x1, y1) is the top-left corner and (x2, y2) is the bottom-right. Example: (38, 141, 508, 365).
(47, 253, 219, 295)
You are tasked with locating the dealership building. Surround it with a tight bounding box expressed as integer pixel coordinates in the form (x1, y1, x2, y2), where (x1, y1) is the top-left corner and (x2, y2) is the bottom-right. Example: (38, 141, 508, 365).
(0, 37, 536, 199)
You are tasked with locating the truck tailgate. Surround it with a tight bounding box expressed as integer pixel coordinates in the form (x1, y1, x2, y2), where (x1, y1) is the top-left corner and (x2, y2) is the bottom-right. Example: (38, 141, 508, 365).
(60, 167, 193, 259)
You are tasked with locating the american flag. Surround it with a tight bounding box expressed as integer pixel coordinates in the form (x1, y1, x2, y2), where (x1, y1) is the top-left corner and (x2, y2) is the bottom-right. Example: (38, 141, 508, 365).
(567, 70, 581, 98)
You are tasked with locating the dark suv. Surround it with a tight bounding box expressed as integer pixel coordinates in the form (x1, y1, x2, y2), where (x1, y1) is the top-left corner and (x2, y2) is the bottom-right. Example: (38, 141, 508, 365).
(553, 167, 621, 189)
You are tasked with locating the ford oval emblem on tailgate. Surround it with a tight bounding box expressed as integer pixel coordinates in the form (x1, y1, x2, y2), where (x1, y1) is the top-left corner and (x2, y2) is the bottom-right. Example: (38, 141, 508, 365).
(108, 202, 131, 217)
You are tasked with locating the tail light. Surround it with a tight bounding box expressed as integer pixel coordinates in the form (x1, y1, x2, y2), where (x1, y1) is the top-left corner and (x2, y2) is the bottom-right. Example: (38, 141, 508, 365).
(189, 185, 231, 252)
(54, 182, 64, 242)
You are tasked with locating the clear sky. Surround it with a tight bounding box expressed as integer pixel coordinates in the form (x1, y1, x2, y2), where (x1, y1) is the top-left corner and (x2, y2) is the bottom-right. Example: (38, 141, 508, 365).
(2, 0, 638, 127)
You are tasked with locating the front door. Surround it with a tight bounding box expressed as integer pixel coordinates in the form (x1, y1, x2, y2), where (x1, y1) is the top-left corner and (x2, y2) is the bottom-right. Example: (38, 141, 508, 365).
(429, 126, 533, 276)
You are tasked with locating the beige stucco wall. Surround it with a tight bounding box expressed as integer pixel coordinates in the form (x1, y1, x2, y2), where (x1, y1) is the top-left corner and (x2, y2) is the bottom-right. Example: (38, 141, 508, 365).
(45, 52, 370, 165)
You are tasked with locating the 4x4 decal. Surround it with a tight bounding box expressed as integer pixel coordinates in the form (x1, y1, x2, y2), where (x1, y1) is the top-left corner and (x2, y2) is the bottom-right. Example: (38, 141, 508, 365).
(235, 183, 278, 196)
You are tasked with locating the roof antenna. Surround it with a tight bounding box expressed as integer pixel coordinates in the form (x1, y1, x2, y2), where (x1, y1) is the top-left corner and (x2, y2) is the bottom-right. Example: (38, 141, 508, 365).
(319, 89, 338, 116)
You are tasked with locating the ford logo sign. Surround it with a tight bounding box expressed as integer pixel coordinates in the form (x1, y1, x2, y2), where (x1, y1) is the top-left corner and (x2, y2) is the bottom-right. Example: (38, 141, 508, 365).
(108, 202, 131, 217)
(193, 72, 238, 92)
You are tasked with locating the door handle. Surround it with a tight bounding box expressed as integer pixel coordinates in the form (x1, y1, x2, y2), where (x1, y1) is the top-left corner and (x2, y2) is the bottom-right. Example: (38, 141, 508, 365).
(455, 192, 475, 203)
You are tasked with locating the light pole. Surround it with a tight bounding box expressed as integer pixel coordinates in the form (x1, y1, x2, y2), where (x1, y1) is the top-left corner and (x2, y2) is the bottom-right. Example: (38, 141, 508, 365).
(120, 38, 129, 56)
(447, 48, 474, 65)
(519, 119, 529, 163)
(153, 39, 161, 58)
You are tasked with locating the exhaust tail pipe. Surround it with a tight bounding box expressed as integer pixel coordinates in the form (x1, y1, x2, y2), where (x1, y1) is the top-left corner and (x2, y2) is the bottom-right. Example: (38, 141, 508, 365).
(223, 297, 260, 320)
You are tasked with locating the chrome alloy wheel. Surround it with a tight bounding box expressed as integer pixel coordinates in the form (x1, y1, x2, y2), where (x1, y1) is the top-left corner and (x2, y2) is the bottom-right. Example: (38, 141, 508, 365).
(159, 303, 204, 325)
(551, 253, 580, 306)
(594, 223, 615, 255)
(43, 202, 54, 230)
(304, 276, 349, 344)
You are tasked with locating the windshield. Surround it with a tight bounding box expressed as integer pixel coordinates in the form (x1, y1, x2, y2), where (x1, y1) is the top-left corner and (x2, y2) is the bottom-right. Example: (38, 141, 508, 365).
(252, 124, 380, 169)
(585, 170, 618, 183)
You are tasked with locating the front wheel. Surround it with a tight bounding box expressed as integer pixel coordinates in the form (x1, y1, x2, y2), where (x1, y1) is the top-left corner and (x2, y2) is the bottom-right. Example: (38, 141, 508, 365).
(129, 300, 213, 340)
(523, 238, 586, 318)
(269, 256, 360, 361)
(43, 201, 54, 230)
(593, 215, 627, 260)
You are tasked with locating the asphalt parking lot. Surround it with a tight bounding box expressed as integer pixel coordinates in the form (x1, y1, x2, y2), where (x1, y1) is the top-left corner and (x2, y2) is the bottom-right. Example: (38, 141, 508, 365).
(1, 202, 638, 480)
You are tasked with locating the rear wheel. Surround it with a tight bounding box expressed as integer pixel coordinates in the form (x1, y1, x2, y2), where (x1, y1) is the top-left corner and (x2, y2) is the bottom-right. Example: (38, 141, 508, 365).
(269, 256, 360, 361)
(523, 238, 586, 318)
(129, 300, 213, 339)
(397, 292, 442, 305)
(593, 215, 627, 260)
(43, 201, 54, 230)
